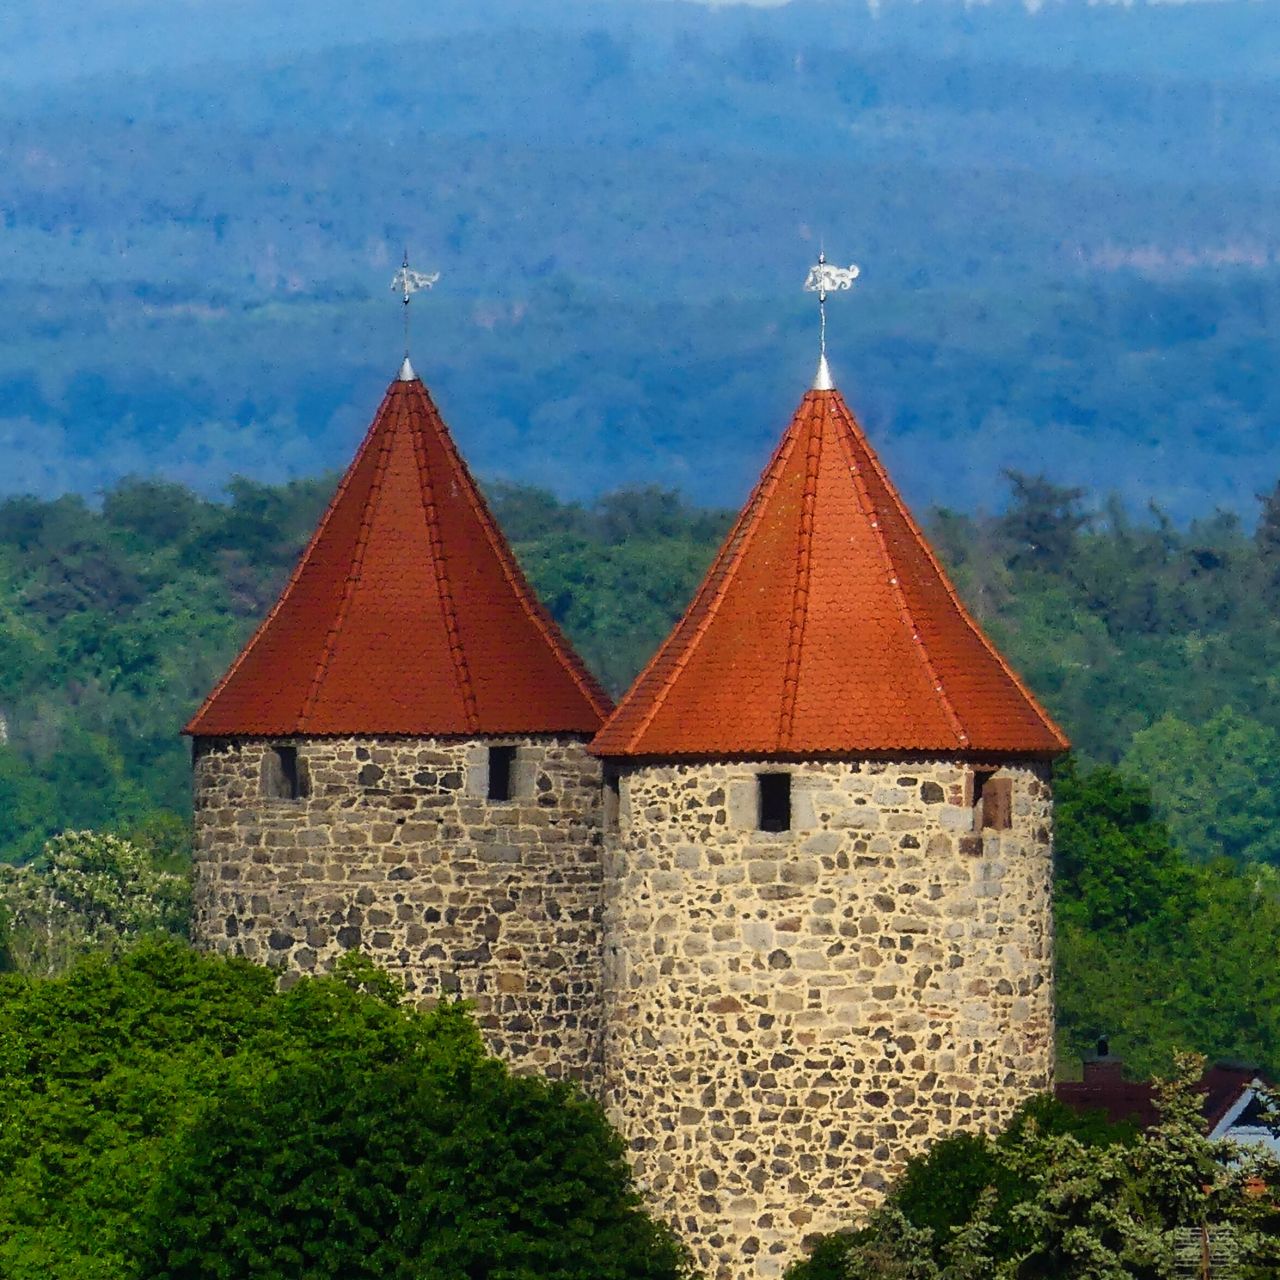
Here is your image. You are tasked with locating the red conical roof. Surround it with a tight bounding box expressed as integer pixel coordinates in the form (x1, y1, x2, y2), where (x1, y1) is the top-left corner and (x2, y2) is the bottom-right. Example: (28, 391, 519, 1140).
(591, 387, 1067, 758)
(186, 371, 611, 738)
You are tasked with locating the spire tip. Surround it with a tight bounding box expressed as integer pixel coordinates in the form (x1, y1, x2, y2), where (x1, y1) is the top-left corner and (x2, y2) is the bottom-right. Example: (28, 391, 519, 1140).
(398, 355, 417, 382)
(812, 352, 834, 391)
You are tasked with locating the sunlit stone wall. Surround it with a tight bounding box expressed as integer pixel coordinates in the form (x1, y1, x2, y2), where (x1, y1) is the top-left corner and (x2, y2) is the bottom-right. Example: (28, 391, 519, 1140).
(598, 757, 1055, 1280)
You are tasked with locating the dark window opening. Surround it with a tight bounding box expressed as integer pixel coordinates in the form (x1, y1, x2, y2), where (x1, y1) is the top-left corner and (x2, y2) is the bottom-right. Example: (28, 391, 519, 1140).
(758, 772, 791, 833)
(263, 744, 307, 800)
(972, 770, 1012, 831)
(488, 746, 517, 801)
(604, 769, 621, 829)
(971, 769, 993, 812)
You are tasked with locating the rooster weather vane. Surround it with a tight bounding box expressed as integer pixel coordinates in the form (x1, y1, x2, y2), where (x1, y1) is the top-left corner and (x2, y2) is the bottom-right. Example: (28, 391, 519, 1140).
(391, 252, 440, 362)
(803, 252, 859, 374)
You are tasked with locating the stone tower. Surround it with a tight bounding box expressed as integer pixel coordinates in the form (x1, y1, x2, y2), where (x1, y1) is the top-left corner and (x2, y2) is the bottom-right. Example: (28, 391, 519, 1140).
(590, 367, 1069, 1276)
(186, 359, 613, 1079)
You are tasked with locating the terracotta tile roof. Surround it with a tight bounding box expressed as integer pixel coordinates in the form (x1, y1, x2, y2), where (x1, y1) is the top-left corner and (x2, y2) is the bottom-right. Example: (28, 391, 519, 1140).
(591, 388, 1068, 758)
(1202, 1065, 1268, 1131)
(1057, 1060, 1265, 1133)
(1056, 1060, 1159, 1129)
(186, 373, 611, 738)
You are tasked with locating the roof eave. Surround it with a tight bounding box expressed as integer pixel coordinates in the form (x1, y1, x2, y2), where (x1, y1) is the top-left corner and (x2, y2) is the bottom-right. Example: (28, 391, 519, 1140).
(589, 742, 1069, 764)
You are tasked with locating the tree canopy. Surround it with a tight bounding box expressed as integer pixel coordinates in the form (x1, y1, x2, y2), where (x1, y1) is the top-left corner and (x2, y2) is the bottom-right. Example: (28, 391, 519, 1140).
(0, 827, 190, 975)
(0, 943, 689, 1280)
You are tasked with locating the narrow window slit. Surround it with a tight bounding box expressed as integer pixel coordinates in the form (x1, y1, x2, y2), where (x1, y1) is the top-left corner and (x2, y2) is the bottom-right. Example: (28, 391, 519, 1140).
(604, 769, 621, 829)
(263, 744, 308, 800)
(758, 772, 791, 833)
(972, 769, 1012, 831)
(488, 746, 517, 801)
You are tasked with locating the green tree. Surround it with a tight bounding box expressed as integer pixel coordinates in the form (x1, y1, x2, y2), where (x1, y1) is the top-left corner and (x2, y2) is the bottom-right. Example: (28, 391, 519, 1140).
(1254, 481, 1280, 597)
(1005, 1055, 1280, 1279)
(150, 1049, 687, 1280)
(0, 943, 690, 1280)
(1122, 708, 1280, 867)
(101, 477, 204, 548)
(996, 471, 1090, 575)
(0, 746, 57, 864)
(0, 830, 190, 974)
(1053, 759, 1280, 1076)
(1053, 758, 1196, 933)
(785, 1097, 1135, 1280)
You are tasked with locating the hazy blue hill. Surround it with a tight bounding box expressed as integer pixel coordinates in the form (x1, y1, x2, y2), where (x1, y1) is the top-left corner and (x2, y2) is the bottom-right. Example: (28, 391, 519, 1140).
(6, 0, 1276, 89)
(0, 0, 1277, 516)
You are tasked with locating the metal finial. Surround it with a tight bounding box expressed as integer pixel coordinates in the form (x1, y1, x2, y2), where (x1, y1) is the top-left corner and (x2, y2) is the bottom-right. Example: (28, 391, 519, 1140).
(390, 251, 440, 371)
(803, 253, 859, 390)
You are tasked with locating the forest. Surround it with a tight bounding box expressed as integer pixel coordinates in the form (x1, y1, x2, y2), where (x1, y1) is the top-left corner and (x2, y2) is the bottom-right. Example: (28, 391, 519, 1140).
(3, 468, 1280, 1082)
(0, 943, 692, 1280)
(5, 467, 1280, 1278)
(2, 0, 1279, 518)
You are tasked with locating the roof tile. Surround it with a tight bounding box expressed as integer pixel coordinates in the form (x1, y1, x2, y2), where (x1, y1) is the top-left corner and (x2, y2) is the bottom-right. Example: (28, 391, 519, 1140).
(187, 373, 611, 738)
(591, 387, 1068, 758)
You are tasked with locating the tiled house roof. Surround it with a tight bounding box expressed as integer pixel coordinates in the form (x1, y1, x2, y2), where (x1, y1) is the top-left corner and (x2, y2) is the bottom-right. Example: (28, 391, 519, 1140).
(1057, 1059, 1265, 1133)
(591, 387, 1068, 758)
(186, 371, 611, 738)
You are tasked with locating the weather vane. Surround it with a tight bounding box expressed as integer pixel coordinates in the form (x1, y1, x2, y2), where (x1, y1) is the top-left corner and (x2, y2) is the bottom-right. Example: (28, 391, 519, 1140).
(803, 251, 859, 387)
(390, 251, 440, 365)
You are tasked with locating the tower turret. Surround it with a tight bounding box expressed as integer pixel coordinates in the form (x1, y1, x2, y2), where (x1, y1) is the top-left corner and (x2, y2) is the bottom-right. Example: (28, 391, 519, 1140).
(592, 374, 1067, 1275)
(187, 366, 612, 1079)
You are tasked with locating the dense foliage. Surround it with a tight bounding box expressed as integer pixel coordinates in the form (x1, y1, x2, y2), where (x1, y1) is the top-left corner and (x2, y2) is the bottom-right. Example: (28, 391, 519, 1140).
(8, 468, 1280, 1076)
(0, 943, 688, 1280)
(0, 828, 190, 975)
(0, 475, 337, 860)
(0, 476, 727, 857)
(785, 1056, 1280, 1280)
(1054, 760, 1280, 1078)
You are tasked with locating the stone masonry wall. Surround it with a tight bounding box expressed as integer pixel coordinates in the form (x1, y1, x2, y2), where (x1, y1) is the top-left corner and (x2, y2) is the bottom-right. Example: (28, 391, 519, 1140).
(599, 758, 1054, 1280)
(192, 734, 604, 1080)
